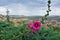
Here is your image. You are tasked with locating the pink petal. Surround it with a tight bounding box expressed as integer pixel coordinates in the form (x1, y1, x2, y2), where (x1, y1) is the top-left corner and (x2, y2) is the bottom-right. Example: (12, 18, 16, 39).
(30, 30, 37, 34)
(33, 29, 37, 33)
(30, 30, 33, 34)
(32, 21, 42, 30)
(27, 23, 33, 28)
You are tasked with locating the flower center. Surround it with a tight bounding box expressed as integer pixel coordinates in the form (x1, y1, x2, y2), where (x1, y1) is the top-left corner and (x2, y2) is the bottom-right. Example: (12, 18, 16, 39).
(34, 23, 38, 27)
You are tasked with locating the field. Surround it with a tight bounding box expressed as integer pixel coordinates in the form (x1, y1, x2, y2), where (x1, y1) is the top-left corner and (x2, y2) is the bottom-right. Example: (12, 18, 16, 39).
(0, 15, 60, 40)
(0, 0, 60, 40)
(0, 19, 60, 40)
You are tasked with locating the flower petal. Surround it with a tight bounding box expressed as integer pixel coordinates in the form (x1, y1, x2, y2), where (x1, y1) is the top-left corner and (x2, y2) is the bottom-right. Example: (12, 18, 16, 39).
(27, 23, 33, 28)
(32, 21, 42, 30)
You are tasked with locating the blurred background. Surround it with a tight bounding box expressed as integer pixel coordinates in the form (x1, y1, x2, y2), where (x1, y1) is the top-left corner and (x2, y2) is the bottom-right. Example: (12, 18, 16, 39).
(0, 0, 60, 26)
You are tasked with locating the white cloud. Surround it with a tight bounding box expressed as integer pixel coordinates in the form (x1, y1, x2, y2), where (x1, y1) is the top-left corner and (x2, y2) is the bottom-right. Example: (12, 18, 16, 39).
(0, 7, 7, 15)
(0, 3, 60, 16)
(0, 7, 12, 15)
(50, 7, 60, 16)
(4, 3, 31, 16)
(6, 3, 47, 16)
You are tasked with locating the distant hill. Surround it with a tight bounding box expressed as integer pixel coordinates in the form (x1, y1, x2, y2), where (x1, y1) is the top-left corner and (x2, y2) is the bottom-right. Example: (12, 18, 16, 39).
(47, 16, 60, 19)
(8, 15, 60, 19)
(0, 14, 60, 19)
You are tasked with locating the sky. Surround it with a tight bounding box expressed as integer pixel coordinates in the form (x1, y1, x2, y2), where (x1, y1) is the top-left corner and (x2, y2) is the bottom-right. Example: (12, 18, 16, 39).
(0, 0, 60, 16)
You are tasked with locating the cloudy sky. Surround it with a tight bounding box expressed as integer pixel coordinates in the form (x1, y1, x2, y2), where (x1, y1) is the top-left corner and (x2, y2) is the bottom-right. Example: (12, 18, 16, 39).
(0, 0, 60, 16)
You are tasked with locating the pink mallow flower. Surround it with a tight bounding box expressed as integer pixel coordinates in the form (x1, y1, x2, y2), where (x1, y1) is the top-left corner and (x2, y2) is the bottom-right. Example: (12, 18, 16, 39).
(30, 29, 37, 34)
(32, 21, 42, 30)
(30, 30, 34, 34)
(28, 21, 42, 34)
(27, 23, 33, 28)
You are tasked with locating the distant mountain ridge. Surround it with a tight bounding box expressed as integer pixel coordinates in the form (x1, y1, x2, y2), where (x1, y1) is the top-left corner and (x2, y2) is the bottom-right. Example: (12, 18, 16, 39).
(0, 14, 60, 19)
(9, 15, 60, 19)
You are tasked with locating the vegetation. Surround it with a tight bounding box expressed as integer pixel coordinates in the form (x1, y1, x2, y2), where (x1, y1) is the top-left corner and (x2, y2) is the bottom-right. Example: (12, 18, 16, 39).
(0, 21, 60, 40)
(41, 0, 51, 24)
(0, 0, 60, 40)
